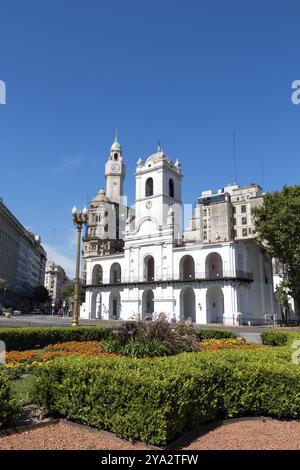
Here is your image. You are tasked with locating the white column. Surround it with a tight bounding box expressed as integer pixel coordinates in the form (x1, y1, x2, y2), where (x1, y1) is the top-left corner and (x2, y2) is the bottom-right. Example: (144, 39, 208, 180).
(101, 292, 110, 320)
(259, 251, 266, 315)
(223, 284, 237, 325)
(82, 289, 92, 319)
(174, 286, 181, 321)
(195, 287, 207, 324)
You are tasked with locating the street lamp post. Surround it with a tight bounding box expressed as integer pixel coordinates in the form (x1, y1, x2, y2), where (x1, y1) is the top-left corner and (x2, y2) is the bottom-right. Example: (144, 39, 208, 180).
(72, 205, 87, 327)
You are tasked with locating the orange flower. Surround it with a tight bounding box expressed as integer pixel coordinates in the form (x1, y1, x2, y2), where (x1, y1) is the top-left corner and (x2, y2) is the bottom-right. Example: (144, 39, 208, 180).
(6, 341, 116, 367)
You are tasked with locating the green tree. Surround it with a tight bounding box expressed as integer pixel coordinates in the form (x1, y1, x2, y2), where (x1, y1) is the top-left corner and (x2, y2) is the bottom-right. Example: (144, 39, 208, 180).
(61, 283, 74, 302)
(274, 281, 292, 320)
(61, 283, 85, 304)
(31, 286, 51, 306)
(252, 185, 300, 313)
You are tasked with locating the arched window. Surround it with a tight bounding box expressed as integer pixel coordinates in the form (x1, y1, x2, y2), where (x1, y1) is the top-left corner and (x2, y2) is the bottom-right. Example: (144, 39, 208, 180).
(114, 153, 118, 161)
(146, 178, 153, 197)
(169, 178, 174, 198)
(110, 263, 122, 284)
(92, 265, 103, 285)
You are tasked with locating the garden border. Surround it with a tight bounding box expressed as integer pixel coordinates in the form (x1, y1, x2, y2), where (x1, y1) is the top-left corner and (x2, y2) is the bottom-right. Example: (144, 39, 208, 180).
(0, 418, 161, 449)
(0, 416, 287, 450)
(165, 416, 283, 449)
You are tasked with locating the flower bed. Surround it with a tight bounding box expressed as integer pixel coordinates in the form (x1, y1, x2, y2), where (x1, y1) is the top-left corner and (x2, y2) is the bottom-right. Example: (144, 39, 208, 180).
(1, 337, 262, 376)
(200, 338, 262, 351)
(3, 341, 116, 376)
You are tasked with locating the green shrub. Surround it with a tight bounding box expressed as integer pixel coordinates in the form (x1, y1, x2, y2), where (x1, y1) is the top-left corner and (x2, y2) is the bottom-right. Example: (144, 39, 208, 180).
(103, 337, 173, 357)
(120, 339, 173, 358)
(222, 360, 300, 418)
(0, 326, 112, 351)
(32, 347, 300, 446)
(0, 372, 22, 427)
(261, 331, 289, 346)
(101, 337, 122, 353)
(194, 328, 237, 341)
(107, 316, 200, 356)
(33, 355, 225, 445)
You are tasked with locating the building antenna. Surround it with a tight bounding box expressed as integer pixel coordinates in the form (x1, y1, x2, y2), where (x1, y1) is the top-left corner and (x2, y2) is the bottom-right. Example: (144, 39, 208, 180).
(261, 159, 265, 189)
(233, 131, 238, 184)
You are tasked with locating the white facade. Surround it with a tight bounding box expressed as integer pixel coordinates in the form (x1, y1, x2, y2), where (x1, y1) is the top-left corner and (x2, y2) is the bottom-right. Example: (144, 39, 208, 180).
(83, 140, 276, 325)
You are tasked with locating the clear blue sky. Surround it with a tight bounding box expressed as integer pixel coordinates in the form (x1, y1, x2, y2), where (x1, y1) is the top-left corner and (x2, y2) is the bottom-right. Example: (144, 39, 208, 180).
(0, 0, 299, 276)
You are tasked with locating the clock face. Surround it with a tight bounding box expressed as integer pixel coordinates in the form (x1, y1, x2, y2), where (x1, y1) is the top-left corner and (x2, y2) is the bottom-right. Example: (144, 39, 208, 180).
(111, 163, 119, 172)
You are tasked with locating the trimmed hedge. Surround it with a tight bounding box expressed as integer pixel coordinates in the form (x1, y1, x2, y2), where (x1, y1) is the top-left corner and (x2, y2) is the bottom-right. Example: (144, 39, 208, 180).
(0, 326, 112, 351)
(0, 372, 22, 427)
(261, 331, 289, 346)
(33, 355, 223, 445)
(33, 348, 300, 446)
(194, 328, 236, 341)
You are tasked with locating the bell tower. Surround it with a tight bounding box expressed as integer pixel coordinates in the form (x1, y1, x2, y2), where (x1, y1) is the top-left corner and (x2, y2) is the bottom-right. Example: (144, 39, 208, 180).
(135, 145, 183, 240)
(105, 131, 126, 204)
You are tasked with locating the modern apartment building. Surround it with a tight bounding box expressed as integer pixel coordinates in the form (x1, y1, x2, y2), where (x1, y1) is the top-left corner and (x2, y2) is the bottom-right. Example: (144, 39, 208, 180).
(184, 183, 263, 244)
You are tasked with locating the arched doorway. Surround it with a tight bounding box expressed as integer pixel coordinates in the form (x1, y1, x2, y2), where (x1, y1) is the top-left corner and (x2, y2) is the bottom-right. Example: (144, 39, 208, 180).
(205, 253, 223, 278)
(180, 287, 196, 322)
(142, 289, 154, 319)
(179, 255, 195, 280)
(91, 291, 102, 319)
(110, 263, 122, 284)
(206, 286, 224, 323)
(92, 265, 103, 285)
(144, 255, 155, 281)
(109, 291, 121, 319)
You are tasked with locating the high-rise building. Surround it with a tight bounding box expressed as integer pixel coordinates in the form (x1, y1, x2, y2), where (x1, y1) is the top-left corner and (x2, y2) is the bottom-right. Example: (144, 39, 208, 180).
(0, 198, 47, 307)
(184, 183, 263, 244)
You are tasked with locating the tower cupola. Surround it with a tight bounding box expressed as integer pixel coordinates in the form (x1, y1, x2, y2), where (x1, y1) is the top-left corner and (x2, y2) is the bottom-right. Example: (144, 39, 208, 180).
(105, 131, 126, 204)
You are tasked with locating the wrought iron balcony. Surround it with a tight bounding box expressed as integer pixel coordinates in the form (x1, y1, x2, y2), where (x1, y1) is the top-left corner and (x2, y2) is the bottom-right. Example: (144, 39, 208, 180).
(86, 270, 253, 287)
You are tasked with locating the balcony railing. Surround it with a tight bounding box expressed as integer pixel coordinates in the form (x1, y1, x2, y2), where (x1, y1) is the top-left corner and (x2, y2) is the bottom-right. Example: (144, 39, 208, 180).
(87, 270, 253, 287)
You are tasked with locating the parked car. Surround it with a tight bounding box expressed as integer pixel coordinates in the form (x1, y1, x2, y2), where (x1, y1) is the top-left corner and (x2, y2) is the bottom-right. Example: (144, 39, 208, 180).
(31, 308, 41, 314)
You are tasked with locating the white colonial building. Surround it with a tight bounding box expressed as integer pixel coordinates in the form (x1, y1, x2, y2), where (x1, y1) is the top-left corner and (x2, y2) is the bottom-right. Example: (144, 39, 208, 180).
(82, 137, 276, 325)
